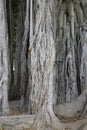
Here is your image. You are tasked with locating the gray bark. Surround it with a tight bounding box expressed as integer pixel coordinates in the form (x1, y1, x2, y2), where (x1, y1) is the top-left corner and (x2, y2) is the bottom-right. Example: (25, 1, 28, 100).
(55, 0, 83, 104)
(13, 0, 25, 99)
(6, 0, 13, 86)
(29, 0, 56, 114)
(0, 0, 10, 115)
(28, 1, 61, 130)
(54, 22, 87, 118)
(28, 0, 87, 130)
(6, 0, 14, 101)
(2, 0, 86, 129)
(20, 0, 29, 109)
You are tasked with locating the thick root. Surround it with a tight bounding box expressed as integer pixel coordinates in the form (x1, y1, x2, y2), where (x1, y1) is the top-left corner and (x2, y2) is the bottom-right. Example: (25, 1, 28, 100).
(54, 89, 87, 117)
(31, 104, 63, 130)
(31, 104, 87, 130)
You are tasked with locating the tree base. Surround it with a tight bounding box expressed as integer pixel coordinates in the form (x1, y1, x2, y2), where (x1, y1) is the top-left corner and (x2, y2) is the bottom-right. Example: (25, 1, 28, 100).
(31, 104, 87, 130)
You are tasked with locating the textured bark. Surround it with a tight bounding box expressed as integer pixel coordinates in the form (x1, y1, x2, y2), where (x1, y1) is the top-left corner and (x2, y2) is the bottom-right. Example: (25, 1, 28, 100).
(54, 86, 87, 117)
(13, 0, 25, 100)
(6, 0, 13, 93)
(0, 115, 34, 130)
(28, 1, 61, 130)
(54, 22, 87, 118)
(1, 0, 87, 129)
(55, 0, 84, 104)
(20, 0, 29, 109)
(28, 0, 87, 130)
(29, 0, 56, 114)
(0, 0, 10, 115)
(0, 115, 87, 130)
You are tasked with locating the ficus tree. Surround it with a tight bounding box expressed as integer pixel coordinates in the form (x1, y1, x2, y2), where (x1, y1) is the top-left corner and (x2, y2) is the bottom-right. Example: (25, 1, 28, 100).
(28, 0, 87, 130)
(1, 0, 87, 130)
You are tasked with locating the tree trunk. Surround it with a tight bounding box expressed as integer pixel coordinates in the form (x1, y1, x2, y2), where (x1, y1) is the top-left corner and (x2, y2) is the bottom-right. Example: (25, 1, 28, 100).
(54, 24, 87, 117)
(29, 0, 62, 129)
(0, 0, 10, 115)
(13, 0, 25, 100)
(20, 0, 29, 109)
(6, 0, 14, 101)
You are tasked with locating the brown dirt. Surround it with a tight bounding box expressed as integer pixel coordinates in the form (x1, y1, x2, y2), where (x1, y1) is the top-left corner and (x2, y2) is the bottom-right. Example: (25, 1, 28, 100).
(10, 100, 27, 116)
